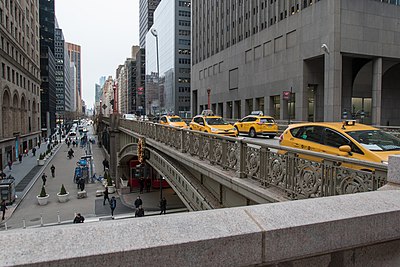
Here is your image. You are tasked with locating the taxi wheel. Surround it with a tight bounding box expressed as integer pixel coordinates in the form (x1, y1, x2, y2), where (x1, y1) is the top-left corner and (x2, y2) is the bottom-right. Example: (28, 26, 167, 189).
(249, 128, 257, 138)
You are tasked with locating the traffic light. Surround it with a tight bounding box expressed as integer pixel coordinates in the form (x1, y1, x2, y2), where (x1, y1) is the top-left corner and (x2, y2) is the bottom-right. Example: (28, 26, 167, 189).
(110, 99, 114, 109)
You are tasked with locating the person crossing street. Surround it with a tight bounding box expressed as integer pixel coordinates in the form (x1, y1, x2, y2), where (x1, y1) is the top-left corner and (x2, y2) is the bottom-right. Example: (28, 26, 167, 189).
(50, 165, 56, 178)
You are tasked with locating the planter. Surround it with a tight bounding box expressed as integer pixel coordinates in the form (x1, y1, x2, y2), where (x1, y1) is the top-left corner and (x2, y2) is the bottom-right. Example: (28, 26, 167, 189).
(37, 194, 49, 205)
(120, 178, 128, 187)
(37, 159, 45, 166)
(57, 192, 70, 203)
(107, 185, 116, 194)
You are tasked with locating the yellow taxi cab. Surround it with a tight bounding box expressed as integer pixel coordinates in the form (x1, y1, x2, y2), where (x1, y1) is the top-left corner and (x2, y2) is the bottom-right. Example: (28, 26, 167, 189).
(189, 110, 238, 137)
(234, 111, 278, 138)
(159, 115, 188, 129)
(279, 120, 400, 166)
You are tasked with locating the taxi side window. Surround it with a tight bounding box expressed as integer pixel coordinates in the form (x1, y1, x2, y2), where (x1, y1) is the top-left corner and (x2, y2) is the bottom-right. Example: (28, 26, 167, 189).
(324, 129, 349, 148)
(292, 126, 323, 143)
(324, 129, 363, 154)
(248, 117, 257, 122)
(241, 117, 250, 122)
(161, 117, 167, 123)
(194, 117, 202, 124)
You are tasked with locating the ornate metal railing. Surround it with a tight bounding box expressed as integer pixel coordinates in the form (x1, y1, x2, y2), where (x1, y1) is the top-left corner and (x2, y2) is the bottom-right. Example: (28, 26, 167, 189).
(113, 118, 388, 200)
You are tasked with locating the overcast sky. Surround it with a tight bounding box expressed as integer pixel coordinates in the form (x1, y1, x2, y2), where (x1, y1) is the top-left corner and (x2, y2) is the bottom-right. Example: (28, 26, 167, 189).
(55, 0, 140, 109)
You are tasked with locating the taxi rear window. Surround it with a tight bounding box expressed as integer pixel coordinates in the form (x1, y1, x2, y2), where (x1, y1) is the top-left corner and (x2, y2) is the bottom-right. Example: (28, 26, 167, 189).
(260, 118, 274, 124)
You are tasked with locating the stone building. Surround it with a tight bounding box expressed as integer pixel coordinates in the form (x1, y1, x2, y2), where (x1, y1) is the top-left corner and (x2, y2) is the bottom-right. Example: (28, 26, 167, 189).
(0, 0, 41, 168)
(191, 0, 400, 125)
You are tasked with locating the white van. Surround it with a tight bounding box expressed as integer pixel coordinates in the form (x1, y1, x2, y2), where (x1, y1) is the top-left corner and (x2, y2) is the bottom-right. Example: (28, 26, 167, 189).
(123, 114, 137, 120)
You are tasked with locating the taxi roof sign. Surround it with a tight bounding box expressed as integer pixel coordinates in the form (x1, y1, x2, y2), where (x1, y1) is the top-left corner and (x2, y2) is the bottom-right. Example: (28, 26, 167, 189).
(250, 111, 264, 116)
(201, 109, 214, 116)
(342, 119, 356, 129)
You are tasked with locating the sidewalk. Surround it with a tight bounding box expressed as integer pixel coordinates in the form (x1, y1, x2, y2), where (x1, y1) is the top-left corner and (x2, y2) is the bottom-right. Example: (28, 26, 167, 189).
(1, 125, 187, 230)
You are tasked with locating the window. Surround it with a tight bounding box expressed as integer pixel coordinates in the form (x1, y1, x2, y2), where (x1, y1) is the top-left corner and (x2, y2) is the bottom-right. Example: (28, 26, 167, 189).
(324, 129, 349, 148)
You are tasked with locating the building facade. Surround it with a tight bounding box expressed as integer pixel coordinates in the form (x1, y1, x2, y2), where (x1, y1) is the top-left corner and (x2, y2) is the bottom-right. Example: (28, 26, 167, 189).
(139, 0, 162, 48)
(146, 0, 191, 116)
(191, 0, 400, 125)
(136, 48, 146, 115)
(39, 0, 56, 138)
(0, 0, 41, 168)
(66, 42, 82, 114)
(54, 27, 65, 114)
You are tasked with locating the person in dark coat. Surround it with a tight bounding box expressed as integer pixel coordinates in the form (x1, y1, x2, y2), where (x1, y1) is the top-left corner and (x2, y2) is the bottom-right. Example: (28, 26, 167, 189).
(160, 197, 167, 215)
(18, 153, 23, 163)
(135, 206, 144, 217)
(7, 160, 12, 170)
(134, 196, 142, 209)
(103, 187, 110, 205)
(139, 178, 144, 194)
(32, 147, 36, 157)
(102, 159, 109, 171)
(50, 165, 56, 178)
(78, 178, 85, 191)
(145, 178, 151, 192)
(1, 200, 7, 220)
(110, 196, 117, 219)
(73, 213, 84, 223)
(42, 173, 47, 186)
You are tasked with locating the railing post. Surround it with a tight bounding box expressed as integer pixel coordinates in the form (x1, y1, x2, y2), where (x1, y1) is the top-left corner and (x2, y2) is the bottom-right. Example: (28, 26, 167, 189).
(199, 135, 204, 160)
(237, 140, 246, 178)
(180, 130, 185, 153)
(259, 147, 267, 185)
(221, 139, 228, 170)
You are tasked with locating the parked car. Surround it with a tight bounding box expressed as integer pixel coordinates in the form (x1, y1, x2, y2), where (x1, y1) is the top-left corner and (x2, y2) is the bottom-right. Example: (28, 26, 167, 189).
(122, 114, 137, 120)
(279, 120, 400, 168)
(189, 110, 238, 137)
(234, 111, 278, 138)
(159, 115, 188, 129)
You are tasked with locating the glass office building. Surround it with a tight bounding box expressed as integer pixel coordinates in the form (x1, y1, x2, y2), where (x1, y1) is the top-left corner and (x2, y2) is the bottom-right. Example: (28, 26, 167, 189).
(145, 0, 191, 116)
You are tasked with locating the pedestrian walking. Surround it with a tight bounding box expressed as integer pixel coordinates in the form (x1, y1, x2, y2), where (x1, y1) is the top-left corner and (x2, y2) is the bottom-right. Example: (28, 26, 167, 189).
(102, 159, 109, 171)
(38, 140, 41, 148)
(103, 187, 110, 205)
(134, 196, 143, 209)
(7, 160, 12, 170)
(50, 165, 56, 178)
(110, 196, 116, 219)
(160, 197, 167, 215)
(18, 153, 22, 163)
(139, 177, 144, 194)
(42, 173, 47, 186)
(73, 213, 85, 223)
(78, 178, 85, 191)
(32, 147, 36, 157)
(1, 200, 7, 220)
(146, 178, 151, 192)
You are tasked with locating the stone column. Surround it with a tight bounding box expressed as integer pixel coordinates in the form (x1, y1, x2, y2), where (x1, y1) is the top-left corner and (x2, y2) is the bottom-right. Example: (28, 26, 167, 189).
(109, 114, 120, 180)
(378, 155, 400, 191)
(372, 57, 382, 126)
(323, 52, 343, 122)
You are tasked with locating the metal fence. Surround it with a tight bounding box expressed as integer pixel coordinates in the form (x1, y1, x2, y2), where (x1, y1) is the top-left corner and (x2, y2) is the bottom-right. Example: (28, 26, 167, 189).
(102, 117, 388, 200)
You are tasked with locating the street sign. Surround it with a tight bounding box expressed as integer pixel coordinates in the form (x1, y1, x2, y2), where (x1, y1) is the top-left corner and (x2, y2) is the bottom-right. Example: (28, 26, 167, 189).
(283, 91, 291, 100)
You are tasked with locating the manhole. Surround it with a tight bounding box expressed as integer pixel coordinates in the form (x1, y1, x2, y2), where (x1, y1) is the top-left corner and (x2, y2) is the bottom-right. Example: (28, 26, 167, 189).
(30, 218, 41, 222)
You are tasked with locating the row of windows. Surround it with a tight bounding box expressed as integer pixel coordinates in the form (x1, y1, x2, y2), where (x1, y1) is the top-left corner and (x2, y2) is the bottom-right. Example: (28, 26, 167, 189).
(0, 35, 40, 78)
(178, 96, 190, 103)
(178, 29, 190, 36)
(199, 61, 223, 80)
(178, 39, 190, 46)
(1, 62, 40, 96)
(193, 0, 321, 64)
(178, 68, 190, 74)
(178, 48, 190, 55)
(178, 10, 190, 17)
(178, 1, 191, 8)
(178, 77, 190, 83)
(178, 86, 190, 93)
(178, 58, 191, 64)
(178, 20, 190, 27)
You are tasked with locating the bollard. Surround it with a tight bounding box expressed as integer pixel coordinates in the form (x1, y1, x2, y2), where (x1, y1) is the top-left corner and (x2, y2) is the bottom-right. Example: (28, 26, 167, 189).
(23, 219, 26, 229)
(40, 214, 43, 226)
(4, 222, 7, 230)
(57, 211, 61, 224)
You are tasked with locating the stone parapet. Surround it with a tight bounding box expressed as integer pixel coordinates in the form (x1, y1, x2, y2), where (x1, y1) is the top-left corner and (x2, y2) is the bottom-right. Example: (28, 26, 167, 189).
(2, 191, 400, 266)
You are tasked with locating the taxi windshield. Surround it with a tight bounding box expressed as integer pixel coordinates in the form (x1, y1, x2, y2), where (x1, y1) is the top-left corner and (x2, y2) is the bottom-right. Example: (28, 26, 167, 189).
(169, 117, 182, 122)
(347, 130, 400, 151)
(206, 118, 229, 125)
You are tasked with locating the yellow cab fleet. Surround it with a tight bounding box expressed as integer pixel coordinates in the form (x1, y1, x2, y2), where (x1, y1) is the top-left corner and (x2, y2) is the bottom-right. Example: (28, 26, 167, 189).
(159, 115, 188, 129)
(189, 110, 238, 137)
(234, 111, 278, 138)
(279, 120, 400, 168)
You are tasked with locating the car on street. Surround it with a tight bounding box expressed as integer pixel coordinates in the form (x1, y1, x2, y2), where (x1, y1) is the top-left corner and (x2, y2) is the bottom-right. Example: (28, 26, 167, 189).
(159, 115, 188, 129)
(122, 114, 137, 120)
(189, 110, 238, 137)
(279, 120, 400, 167)
(234, 111, 278, 138)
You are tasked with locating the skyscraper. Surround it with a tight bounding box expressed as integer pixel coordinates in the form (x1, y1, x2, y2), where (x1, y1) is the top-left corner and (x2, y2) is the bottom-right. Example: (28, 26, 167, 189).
(54, 27, 66, 113)
(139, 0, 161, 48)
(39, 0, 57, 137)
(67, 42, 82, 113)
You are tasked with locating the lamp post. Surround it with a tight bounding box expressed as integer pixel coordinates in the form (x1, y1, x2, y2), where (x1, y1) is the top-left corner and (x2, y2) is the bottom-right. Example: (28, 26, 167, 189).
(151, 28, 160, 115)
(207, 88, 211, 110)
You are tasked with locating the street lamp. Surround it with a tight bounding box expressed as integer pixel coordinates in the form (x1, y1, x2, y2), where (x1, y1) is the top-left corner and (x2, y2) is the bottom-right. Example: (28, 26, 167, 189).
(151, 28, 161, 115)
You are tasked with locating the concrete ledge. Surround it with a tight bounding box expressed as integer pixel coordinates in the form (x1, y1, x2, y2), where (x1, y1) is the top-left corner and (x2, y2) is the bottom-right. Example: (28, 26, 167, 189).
(1, 191, 400, 266)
